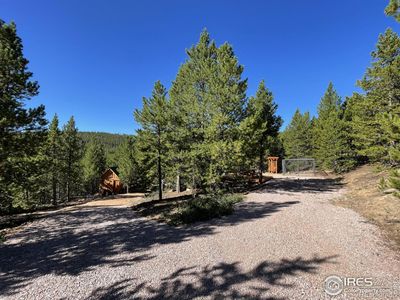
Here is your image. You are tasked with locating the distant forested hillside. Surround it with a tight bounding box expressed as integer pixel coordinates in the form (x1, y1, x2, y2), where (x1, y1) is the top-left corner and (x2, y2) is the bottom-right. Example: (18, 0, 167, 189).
(78, 132, 132, 166)
(78, 132, 130, 149)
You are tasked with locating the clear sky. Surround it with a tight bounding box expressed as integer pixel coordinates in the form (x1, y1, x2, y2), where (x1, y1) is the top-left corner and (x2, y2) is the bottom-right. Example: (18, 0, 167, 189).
(2, 0, 398, 134)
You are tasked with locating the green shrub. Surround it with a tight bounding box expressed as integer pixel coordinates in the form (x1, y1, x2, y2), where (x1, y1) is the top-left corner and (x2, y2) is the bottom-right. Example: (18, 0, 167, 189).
(379, 169, 400, 198)
(388, 169, 400, 197)
(373, 163, 386, 173)
(166, 193, 243, 225)
(378, 177, 388, 191)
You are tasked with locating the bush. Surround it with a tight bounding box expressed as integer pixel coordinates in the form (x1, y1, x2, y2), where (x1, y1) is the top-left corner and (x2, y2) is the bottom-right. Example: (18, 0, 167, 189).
(388, 169, 400, 197)
(379, 169, 400, 198)
(378, 177, 387, 190)
(166, 193, 243, 225)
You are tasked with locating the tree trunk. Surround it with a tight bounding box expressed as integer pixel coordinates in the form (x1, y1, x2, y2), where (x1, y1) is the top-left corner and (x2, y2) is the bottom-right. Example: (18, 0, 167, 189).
(157, 127, 163, 201)
(176, 174, 180, 193)
(52, 174, 57, 206)
(191, 168, 196, 198)
(67, 181, 70, 202)
(158, 154, 162, 201)
(259, 149, 264, 184)
(67, 156, 72, 202)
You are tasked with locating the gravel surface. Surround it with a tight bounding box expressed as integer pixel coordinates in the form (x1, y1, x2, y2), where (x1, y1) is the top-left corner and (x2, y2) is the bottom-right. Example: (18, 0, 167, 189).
(1, 177, 400, 299)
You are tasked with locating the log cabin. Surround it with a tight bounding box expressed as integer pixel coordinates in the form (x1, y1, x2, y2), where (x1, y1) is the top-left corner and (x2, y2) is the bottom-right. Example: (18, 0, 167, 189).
(100, 167, 123, 195)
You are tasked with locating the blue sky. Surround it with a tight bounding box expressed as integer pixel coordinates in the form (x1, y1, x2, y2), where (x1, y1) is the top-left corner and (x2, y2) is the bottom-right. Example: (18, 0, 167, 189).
(2, 0, 398, 134)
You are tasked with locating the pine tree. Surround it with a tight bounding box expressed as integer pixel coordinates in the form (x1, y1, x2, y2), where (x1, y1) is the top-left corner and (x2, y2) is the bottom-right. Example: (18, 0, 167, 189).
(380, 2, 400, 196)
(134, 81, 169, 200)
(385, 0, 400, 22)
(281, 109, 313, 158)
(313, 83, 355, 172)
(82, 139, 106, 194)
(0, 20, 47, 212)
(115, 136, 148, 192)
(349, 28, 400, 165)
(240, 80, 282, 182)
(61, 116, 83, 201)
(168, 31, 216, 193)
(169, 29, 247, 191)
(43, 114, 62, 205)
(206, 41, 247, 188)
(115, 137, 135, 192)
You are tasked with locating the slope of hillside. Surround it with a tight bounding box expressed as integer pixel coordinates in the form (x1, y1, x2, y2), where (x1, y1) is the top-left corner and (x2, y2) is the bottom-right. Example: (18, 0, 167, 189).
(334, 165, 400, 251)
(78, 132, 132, 165)
(79, 132, 130, 149)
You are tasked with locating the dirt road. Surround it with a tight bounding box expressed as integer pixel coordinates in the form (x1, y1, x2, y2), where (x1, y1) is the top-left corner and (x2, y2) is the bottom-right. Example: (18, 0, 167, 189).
(1, 177, 399, 299)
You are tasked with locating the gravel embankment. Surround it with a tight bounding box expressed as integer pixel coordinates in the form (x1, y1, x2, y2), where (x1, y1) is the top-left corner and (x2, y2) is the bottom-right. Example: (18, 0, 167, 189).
(1, 177, 399, 299)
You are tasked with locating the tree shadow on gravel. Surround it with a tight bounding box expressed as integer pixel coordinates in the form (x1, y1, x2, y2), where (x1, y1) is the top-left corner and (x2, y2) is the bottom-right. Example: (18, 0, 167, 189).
(255, 178, 344, 195)
(86, 255, 338, 300)
(0, 200, 299, 296)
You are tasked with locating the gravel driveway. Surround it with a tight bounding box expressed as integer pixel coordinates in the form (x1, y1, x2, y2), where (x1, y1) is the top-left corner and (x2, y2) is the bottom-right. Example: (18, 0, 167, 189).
(1, 177, 399, 299)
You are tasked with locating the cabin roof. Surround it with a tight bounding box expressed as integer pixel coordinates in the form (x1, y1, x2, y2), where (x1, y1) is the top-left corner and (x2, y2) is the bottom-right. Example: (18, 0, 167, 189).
(102, 167, 119, 177)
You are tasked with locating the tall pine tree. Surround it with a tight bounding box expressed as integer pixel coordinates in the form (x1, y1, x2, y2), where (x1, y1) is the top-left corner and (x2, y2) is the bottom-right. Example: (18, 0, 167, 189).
(281, 109, 313, 158)
(240, 80, 282, 181)
(313, 83, 355, 172)
(0, 20, 47, 212)
(348, 28, 400, 165)
(82, 139, 106, 194)
(61, 116, 83, 201)
(43, 114, 62, 205)
(134, 81, 169, 200)
(169, 30, 247, 191)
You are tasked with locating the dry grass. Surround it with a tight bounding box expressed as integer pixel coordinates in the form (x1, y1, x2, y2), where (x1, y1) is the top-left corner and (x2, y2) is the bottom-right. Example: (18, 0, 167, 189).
(333, 164, 400, 251)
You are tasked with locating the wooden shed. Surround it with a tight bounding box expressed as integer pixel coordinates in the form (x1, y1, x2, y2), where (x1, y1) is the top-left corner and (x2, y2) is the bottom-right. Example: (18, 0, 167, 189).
(267, 157, 280, 174)
(100, 168, 123, 195)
